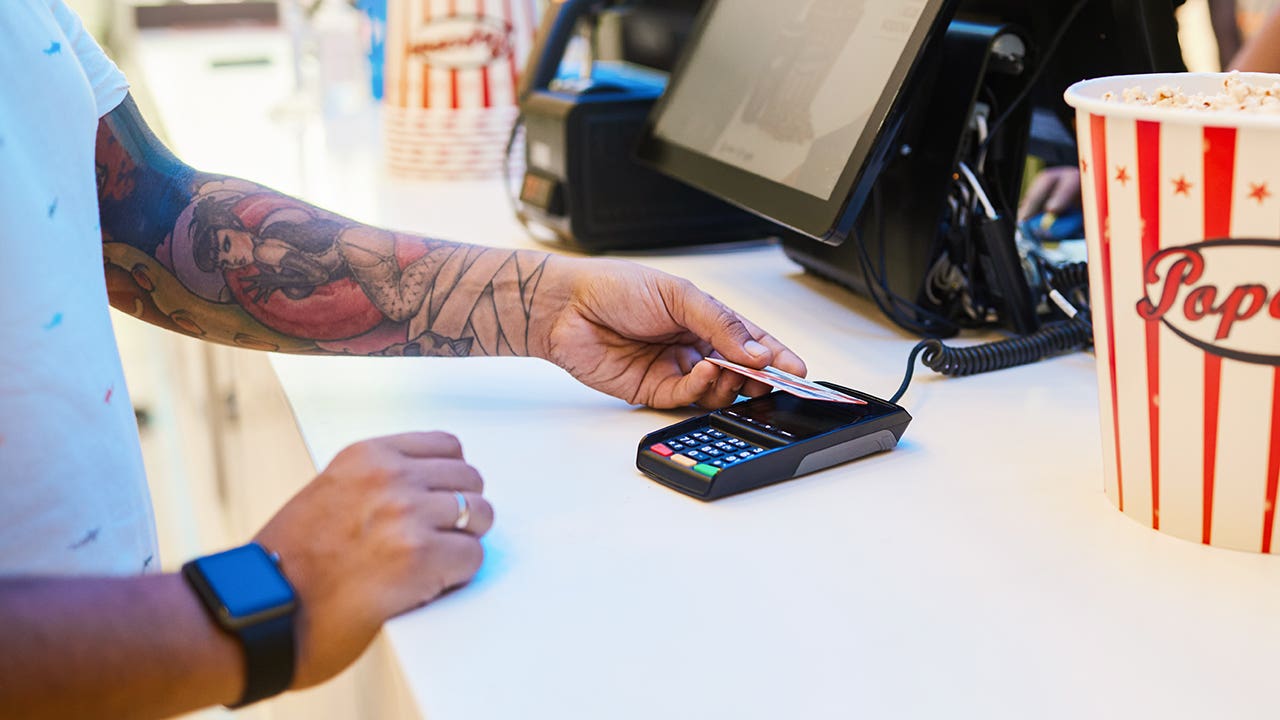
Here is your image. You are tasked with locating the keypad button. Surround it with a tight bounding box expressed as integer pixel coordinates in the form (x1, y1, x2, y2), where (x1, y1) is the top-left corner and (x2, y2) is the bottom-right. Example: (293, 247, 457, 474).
(729, 439, 747, 448)
(649, 443, 674, 457)
(737, 451, 752, 459)
(706, 429, 725, 439)
(702, 447, 723, 457)
(750, 447, 765, 454)
(692, 463, 720, 477)
(670, 454, 697, 467)
(667, 442, 685, 451)
(686, 451, 710, 461)
(710, 459, 727, 467)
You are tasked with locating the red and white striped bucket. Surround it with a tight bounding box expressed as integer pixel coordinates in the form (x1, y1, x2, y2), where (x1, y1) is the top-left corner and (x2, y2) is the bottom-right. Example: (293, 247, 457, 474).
(1066, 73, 1280, 553)
(383, 0, 538, 179)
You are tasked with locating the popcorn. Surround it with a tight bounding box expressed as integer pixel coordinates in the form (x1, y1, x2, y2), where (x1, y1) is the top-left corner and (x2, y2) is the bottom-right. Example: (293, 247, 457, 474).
(1103, 71, 1280, 113)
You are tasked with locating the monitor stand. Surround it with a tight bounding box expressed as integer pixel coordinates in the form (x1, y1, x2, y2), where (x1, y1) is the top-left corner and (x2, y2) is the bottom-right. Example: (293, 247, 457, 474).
(780, 19, 1040, 338)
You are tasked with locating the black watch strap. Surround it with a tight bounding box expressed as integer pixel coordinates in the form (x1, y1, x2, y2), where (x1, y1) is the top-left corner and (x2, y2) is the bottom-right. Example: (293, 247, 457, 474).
(231, 612, 296, 708)
(182, 544, 298, 709)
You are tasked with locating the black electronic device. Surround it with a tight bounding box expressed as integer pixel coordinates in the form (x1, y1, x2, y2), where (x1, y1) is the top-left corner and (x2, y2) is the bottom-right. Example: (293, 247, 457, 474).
(637, 383, 911, 500)
(634, 0, 1039, 336)
(514, 0, 778, 252)
(635, 0, 1184, 339)
(636, 0, 961, 245)
(778, 16, 1040, 336)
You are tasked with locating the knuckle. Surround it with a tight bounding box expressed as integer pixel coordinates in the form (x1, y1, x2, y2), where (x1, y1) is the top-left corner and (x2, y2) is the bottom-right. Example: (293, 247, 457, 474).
(661, 275, 694, 305)
(433, 459, 483, 492)
(337, 440, 380, 470)
(361, 463, 397, 490)
(715, 309, 745, 338)
(394, 528, 434, 564)
(330, 443, 360, 470)
(429, 431, 464, 457)
(462, 464, 484, 492)
(376, 496, 418, 525)
(472, 497, 495, 531)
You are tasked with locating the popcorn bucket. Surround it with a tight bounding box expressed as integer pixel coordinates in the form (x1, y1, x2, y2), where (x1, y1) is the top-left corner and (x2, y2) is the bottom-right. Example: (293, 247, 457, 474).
(383, 0, 538, 178)
(1065, 73, 1280, 552)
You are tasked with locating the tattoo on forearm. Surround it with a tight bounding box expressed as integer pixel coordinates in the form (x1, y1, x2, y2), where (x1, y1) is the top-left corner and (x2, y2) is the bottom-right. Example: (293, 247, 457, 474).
(95, 97, 549, 358)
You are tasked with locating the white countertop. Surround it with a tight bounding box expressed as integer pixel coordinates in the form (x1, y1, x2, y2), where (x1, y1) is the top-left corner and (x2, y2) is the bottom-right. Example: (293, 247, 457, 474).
(135, 26, 1280, 720)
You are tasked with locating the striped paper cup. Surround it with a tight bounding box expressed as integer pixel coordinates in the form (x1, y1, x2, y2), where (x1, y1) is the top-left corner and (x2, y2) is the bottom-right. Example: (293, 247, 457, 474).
(383, 0, 536, 178)
(1065, 73, 1280, 553)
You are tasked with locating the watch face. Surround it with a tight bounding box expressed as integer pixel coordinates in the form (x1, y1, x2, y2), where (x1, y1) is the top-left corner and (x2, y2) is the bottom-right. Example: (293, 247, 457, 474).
(194, 544, 296, 622)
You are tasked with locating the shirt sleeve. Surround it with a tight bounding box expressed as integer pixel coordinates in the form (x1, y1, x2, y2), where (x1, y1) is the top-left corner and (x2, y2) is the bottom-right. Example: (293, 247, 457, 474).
(48, 0, 129, 118)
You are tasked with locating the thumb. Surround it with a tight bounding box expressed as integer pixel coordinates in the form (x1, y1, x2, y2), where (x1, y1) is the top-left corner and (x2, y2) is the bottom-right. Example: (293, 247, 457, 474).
(662, 278, 772, 368)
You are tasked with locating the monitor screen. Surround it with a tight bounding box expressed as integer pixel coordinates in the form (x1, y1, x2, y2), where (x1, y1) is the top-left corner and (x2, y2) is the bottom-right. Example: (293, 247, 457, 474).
(653, 1, 929, 199)
(636, 0, 957, 241)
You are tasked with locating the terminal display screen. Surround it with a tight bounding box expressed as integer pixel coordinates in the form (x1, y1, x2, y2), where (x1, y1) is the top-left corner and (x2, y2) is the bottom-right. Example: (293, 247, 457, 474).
(722, 391, 870, 440)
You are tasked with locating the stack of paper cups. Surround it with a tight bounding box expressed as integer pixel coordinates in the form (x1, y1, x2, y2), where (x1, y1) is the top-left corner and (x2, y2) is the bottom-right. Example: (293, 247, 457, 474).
(1065, 73, 1280, 553)
(383, 0, 538, 179)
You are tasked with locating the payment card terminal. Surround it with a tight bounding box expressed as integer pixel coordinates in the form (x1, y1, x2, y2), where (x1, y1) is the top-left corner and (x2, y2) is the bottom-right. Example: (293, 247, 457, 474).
(636, 382, 911, 500)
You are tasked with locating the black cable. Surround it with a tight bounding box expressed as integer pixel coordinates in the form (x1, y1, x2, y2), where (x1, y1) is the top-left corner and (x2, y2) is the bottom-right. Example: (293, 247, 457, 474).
(848, 186, 961, 338)
(888, 318, 1094, 404)
(889, 340, 931, 405)
(1046, 260, 1088, 297)
(852, 224, 958, 337)
(887, 257, 1094, 404)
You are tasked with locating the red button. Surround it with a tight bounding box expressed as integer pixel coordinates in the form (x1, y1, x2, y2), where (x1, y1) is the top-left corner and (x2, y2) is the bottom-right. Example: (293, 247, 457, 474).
(650, 443, 674, 457)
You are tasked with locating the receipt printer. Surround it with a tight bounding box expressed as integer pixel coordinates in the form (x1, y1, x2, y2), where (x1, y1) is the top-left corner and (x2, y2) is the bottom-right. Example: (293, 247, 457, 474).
(515, 0, 778, 252)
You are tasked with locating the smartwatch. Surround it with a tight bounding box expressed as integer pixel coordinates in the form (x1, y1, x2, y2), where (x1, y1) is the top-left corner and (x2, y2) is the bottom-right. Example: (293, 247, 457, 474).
(182, 542, 299, 707)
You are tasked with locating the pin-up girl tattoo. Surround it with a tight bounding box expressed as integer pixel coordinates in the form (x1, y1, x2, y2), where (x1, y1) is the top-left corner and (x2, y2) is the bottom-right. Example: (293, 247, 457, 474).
(176, 179, 547, 355)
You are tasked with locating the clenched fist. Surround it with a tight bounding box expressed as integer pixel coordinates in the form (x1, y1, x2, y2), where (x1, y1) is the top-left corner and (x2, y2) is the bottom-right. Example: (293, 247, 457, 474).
(253, 431, 494, 689)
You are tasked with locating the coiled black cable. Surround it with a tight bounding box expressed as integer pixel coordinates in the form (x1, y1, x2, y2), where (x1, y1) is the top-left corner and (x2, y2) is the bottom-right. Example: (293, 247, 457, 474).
(889, 318, 1093, 404)
(1046, 261, 1089, 297)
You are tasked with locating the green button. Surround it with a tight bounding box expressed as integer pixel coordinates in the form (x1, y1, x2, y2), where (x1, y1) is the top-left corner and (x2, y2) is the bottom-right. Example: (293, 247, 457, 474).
(692, 463, 720, 477)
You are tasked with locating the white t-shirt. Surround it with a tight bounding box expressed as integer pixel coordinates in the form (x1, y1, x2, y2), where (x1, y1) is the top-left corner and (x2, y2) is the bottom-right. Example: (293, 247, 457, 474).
(0, 0, 159, 575)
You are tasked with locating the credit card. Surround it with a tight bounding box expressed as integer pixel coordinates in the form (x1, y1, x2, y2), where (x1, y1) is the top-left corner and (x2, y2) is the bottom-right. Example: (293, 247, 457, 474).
(705, 358, 866, 404)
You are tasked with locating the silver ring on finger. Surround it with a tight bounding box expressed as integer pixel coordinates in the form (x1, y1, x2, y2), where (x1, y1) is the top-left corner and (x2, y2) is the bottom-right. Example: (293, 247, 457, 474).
(452, 490, 471, 531)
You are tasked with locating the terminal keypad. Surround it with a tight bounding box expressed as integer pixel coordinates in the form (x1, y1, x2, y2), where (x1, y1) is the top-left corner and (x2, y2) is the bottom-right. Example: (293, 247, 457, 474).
(648, 426, 767, 477)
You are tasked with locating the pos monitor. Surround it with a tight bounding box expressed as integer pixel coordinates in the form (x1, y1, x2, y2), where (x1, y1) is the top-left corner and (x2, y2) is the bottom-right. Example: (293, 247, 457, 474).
(635, 0, 1185, 337)
(635, 0, 957, 245)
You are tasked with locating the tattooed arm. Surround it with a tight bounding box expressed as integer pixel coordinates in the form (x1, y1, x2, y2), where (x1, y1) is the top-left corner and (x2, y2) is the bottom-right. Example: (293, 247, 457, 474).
(97, 94, 806, 408)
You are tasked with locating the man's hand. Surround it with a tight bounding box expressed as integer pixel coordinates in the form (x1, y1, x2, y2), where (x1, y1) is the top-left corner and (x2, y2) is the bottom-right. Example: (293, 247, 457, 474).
(541, 257, 807, 409)
(1017, 165, 1082, 222)
(253, 432, 494, 690)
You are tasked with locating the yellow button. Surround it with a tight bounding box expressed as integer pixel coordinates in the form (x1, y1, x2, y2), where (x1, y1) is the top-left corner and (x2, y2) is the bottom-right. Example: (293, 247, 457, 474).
(670, 454, 697, 467)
